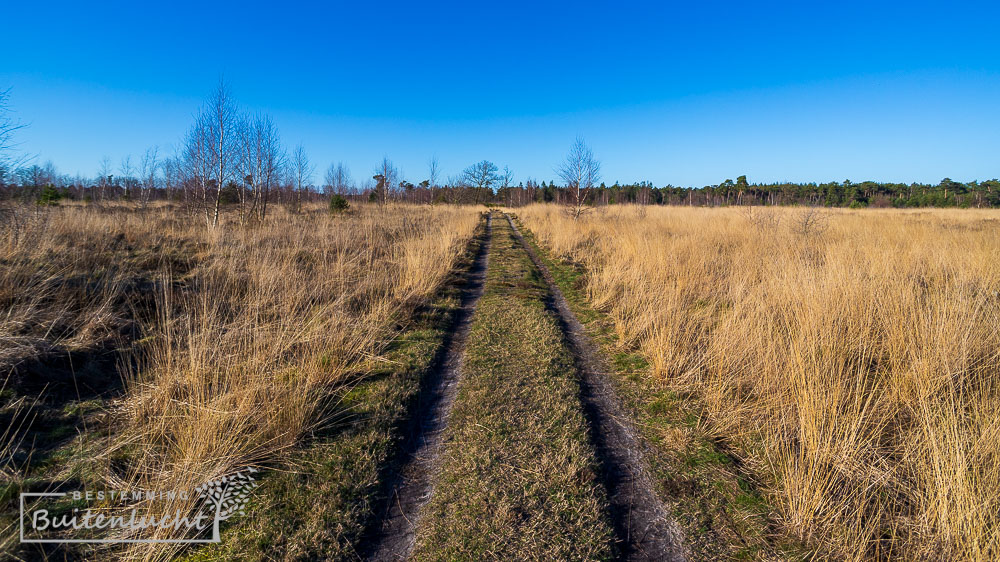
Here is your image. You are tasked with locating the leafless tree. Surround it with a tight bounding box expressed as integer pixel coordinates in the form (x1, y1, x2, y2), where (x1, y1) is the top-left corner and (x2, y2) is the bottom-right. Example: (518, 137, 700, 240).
(183, 113, 213, 218)
(21, 161, 58, 188)
(461, 160, 499, 204)
(162, 155, 181, 202)
(119, 155, 135, 200)
(95, 157, 112, 202)
(0, 88, 25, 169)
(321, 163, 335, 196)
(260, 124, 288, 220)
(373, 156, 400, 205)
(558, 137, 601, 219)
(291, 144, 314, 212)
(742, 204, 781, 232)
(428, 156, 440, 187)
(324, 162, 352, 195)
(235, 116, 254, 220)
(500, 165, 514, 205)
(206, 81, 239, 226)
(501, 165, 514, 189)
(236, 113, 284, 222)
(139, 146, 159, 205)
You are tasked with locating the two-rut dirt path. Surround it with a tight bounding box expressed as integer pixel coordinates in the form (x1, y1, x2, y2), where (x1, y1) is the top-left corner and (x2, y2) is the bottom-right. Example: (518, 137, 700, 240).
(506, 213, 687, 562)
(365, 213, 492, 562)
(366, 211, 686, 561)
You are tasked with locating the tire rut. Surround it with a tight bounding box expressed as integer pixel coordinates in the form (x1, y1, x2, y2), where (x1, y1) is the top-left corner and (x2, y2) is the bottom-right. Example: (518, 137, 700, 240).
(363, 213, 492, 562)
(505, 213, 688, 562)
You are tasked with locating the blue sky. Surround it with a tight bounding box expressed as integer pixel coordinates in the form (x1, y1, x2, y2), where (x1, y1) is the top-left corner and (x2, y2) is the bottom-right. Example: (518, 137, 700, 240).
(2, 0, 998, 186)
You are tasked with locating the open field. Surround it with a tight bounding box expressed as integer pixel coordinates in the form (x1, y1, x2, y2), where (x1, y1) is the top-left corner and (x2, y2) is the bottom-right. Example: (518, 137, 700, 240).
(1, 202, 481, 559)
(6, 2, 999, 559)
(516, 204, 1000, 560)
(3, 200, 998, 561)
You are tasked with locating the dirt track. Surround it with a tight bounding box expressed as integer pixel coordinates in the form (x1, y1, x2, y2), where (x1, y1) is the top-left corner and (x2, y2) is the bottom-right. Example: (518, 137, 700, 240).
(506, 213, 688, 562)
(364, 213, 492, 562)
(366, 212, 686, 561)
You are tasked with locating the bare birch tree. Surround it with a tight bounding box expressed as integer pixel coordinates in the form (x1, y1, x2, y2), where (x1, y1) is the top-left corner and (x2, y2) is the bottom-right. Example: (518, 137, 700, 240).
(162, 155, 180, 202)
(428, 156, 440, 187)
(97, 156, 113, 202)
(291, 144, 314, 212)
(373, 156, 400, 205)
(207, 81, 238, 226)
(235, 116, 256, 222)
(183, 113, 213, 219)
(139, 146, 159, 205)
(324, 162, 352, 195)
(119, 155, 135, 200)
(236, 113, 284, 222)
(500, 165, 514, 206)
(0, 88, 24, 169)
(557, 137, 601, 219)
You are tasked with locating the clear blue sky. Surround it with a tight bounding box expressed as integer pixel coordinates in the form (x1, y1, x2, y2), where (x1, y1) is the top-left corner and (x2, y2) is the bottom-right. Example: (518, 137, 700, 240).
(2, 0, 998, 187)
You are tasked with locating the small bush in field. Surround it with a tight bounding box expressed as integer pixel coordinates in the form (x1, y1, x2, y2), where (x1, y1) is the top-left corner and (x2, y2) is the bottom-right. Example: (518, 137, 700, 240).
(329, 194, 349, 214)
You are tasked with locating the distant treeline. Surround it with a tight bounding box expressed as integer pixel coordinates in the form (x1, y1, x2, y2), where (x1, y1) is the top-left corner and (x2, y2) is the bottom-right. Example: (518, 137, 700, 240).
(498, 175, 1000, 208)
(2, 82, 998, 211)
(3, 163, 998, 209)
(3, 82, 996, 210)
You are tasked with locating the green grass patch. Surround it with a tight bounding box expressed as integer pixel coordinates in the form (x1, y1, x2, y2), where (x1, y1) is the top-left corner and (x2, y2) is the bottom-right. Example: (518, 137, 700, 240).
(412, 217, 614, 561)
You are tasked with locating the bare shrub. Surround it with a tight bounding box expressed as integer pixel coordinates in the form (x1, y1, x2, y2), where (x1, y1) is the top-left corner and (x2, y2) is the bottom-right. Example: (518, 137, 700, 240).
(791, 206, 830, 237)
(742, 205, 781, 232)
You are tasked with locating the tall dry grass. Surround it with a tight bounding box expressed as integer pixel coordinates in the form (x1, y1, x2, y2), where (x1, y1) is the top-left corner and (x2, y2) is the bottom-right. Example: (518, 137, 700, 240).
(1, 202, 480, 555)
(516, 204, 1000, 560)
(0, 204, 159, 375)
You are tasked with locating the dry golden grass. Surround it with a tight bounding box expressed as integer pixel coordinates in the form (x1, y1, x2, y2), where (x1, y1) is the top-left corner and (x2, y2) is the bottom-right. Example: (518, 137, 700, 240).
(516, 204, 1000, 560)
(1, 201, 480, 557)
(0, 204, 160, 375)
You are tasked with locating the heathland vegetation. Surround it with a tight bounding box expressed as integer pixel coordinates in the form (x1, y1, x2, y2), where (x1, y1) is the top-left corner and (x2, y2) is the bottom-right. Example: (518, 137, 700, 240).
(517, 204, 1000, 560)
(1, 202, 480, 558)
(6, 160, 999, 210)
(3, 82, 999, 561)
